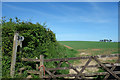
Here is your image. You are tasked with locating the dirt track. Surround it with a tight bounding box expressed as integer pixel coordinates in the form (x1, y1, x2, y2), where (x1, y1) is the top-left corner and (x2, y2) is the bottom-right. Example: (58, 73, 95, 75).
(64, 45, 118, 78)
(64, 45, 73, 49)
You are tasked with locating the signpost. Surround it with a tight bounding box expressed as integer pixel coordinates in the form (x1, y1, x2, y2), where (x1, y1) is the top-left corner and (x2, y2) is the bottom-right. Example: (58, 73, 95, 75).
(10, 32, 24, 78)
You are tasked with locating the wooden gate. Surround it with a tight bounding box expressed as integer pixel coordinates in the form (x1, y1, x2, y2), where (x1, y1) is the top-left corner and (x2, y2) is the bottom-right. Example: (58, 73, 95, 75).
(21, 54, 120, 80)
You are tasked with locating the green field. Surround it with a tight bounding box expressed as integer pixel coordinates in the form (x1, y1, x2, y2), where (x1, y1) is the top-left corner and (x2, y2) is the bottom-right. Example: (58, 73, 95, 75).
(59, 41, 118, 49)
(59, 41, 119, 56)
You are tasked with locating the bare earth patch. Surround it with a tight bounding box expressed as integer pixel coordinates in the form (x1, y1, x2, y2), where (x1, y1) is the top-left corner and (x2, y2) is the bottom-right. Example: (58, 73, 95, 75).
(92, 49, 101, 51)
(79, 52, 91, 56)
(63, 45, 118, 79)
(69, 55, 118, 79)
(69, 50, 118, 78)
(64, 45, 73, 49)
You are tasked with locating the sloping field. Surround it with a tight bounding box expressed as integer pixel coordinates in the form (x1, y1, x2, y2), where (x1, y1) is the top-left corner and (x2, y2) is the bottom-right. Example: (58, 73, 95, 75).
(59, 41, 118, 49)
(59, 41, 119, 56)
(59, 41, 119, 79)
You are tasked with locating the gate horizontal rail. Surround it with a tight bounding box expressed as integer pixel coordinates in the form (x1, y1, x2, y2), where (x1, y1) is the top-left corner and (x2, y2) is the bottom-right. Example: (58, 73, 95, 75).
(26, 70, 120, 78)
(22, 53, 119, 62)
(21, 54, 120, 79)
(47, 63, 120, 71)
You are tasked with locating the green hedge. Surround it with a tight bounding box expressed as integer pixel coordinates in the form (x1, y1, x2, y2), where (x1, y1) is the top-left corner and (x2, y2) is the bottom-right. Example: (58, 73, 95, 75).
(2, 17, 77, 78)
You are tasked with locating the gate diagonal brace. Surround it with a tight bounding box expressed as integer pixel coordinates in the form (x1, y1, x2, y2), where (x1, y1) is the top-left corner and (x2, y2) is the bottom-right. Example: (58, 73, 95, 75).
(52, 61, 63, 75)
(45, 68, 55, 78)
(75, 57, 92, 79)
(65, 61, 80, 74)
(92, 56, 120, 80)
(103, 64, 116, 80)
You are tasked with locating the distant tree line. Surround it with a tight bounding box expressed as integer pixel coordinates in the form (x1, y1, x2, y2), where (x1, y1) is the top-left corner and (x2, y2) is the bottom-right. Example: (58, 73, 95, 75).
(99, 39, 112, 42)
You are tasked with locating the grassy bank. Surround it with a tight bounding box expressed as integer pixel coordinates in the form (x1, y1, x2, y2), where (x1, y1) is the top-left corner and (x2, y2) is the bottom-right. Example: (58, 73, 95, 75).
(59, 41, 119, 56)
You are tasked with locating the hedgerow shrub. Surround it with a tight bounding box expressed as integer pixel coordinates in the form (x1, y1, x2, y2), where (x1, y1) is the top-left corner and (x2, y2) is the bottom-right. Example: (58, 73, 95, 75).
(2, 17, 77, 78)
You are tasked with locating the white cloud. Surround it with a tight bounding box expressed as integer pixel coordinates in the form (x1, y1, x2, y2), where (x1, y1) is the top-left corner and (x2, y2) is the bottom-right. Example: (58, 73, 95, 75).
(2, 3, 112, 24)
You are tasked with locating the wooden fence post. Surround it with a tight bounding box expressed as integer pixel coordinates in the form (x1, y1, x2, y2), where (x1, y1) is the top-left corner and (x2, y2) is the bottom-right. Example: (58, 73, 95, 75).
(10, 32, 19, 78)
(39, 55, 44, 78)
(36, 57, 38, 71)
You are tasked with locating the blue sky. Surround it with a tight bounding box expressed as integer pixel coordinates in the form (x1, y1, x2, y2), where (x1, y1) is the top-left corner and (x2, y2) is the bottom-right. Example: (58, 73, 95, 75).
(2, 2, 118, 41)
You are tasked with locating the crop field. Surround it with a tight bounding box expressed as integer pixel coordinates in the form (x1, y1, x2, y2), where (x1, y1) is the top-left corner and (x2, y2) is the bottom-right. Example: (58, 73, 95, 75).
(59, 41, 119, 56)
(59, 41, 119, 75)
(59, 41, 118, 49)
